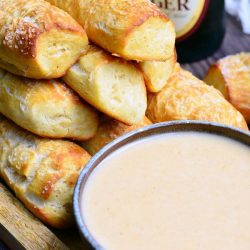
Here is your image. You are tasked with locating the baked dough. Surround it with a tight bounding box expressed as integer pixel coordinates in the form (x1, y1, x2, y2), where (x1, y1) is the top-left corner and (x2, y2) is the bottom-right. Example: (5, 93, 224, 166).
(0, 69, 99, 140)
(138, 51, 176, 93)
(147, 64, 248, 130)
(204, 53, 250, 123)
(45, 0, 176, 61)
(63, 45, 147, 125)
(0, 0, 88, 79)
(0, 117, 91, 228)
(81, 117, 152, 155)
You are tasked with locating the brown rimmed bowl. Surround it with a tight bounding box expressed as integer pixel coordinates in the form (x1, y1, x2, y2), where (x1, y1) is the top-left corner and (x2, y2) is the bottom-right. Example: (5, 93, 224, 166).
(73, 120, 250, 249)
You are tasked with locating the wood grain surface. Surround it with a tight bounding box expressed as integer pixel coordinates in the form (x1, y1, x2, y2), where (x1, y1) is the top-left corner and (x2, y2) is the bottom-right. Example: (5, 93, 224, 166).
(0, 182, 68, 250)
(0, 181, 89, 250)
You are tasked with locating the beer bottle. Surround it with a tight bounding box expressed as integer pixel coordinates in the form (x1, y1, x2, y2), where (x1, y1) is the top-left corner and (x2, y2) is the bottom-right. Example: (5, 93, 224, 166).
(151, 0, 225, 63)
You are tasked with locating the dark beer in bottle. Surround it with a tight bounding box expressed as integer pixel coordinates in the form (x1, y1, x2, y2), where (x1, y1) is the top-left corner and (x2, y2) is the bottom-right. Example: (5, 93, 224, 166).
(151, 0, 225, 63)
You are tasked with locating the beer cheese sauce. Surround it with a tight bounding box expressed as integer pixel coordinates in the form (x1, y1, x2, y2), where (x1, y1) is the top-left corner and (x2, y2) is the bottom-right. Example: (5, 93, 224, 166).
(81, 132, 250, 250)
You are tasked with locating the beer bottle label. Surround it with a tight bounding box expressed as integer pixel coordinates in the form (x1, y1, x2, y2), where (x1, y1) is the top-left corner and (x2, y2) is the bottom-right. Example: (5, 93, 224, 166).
(151, 0, 210, 41)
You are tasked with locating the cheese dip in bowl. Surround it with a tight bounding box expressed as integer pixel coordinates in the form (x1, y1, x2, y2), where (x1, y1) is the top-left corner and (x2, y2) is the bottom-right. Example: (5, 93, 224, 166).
(74, 121, 250, 250)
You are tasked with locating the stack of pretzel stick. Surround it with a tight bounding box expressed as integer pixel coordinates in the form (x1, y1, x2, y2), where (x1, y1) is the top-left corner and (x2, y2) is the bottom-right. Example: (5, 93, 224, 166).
(0, 0, 248, 229)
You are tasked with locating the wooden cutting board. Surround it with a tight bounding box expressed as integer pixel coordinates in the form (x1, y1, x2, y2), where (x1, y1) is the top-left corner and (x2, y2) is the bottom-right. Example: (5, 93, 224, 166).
(0, 182, 89, 250)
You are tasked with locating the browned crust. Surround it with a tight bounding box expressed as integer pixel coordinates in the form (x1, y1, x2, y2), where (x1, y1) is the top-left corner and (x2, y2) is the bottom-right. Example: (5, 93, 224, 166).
(19, 197, 73, 228)
(3, 21, 42, 58)
(124, 2, 169, 39)
(1, 0, 87, 59)
(0, 118, 91, 228)
(205, 54, 250, 123)
(47, 0, 172, 60)
(0, 73, 99, 140)
(147, 64, 248, 131)
(82, 116, 152, 154)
